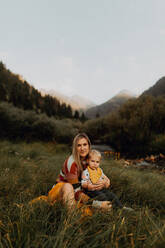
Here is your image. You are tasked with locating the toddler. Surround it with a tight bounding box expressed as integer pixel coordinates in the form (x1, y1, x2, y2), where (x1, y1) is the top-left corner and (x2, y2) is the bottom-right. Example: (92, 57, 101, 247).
(81, 149, 132, 210)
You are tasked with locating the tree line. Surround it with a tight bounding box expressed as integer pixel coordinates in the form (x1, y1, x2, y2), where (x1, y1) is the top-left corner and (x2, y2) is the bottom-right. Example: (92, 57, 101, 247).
(0, 101, 82, 143)
(0, 62, 86, 120)
(1, 61, 165, 157)
(82, 95, 165, 157)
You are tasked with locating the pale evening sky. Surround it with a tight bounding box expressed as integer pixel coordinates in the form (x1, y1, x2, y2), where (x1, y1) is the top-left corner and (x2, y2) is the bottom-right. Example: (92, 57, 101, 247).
(0, 0, 165, 104)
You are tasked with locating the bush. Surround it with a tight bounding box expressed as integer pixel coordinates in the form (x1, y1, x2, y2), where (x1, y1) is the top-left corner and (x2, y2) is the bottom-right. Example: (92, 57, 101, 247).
(0, 102, 78, 143)
(150, 134, 165, 154)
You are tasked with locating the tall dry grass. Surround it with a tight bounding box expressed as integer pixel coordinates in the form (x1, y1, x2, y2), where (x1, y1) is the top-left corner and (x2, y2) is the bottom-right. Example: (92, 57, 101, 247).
(0, 141, 165, 247)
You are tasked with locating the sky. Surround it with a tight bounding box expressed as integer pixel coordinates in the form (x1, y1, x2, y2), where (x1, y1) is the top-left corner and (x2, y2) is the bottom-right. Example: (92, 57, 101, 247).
(1, 0, 165, 104)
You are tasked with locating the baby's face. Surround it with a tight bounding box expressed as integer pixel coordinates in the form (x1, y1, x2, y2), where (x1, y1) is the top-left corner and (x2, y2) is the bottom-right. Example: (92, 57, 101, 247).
(88, 154, 100, 170)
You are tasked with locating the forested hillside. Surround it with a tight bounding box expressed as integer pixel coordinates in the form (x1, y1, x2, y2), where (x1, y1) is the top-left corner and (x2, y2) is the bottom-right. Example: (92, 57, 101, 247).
(0, 62, 72, 118)
(0, 62, 85, 143)
(83, 95, 165, 157)
(1, 61, 165, 157)
(85, 90, 135, 119)
(141, 77, 165, 97)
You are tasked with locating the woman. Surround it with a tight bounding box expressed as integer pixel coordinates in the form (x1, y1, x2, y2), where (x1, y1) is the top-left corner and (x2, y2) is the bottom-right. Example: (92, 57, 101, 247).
(48, 133, 111, 210)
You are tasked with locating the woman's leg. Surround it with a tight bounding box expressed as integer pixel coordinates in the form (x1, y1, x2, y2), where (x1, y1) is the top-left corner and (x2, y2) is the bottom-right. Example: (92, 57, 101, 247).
(48, 182, 76, 208)
(61, 183, 76, 208)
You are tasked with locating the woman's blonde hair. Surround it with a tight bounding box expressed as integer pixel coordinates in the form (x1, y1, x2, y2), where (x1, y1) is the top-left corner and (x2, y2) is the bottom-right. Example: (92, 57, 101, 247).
(72, 133, 91, 172)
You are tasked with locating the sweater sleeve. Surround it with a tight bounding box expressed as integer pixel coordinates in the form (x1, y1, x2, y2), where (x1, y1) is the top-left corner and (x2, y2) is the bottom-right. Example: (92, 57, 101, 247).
(62, 155, 80, 184)
(81, 169, 90, 186)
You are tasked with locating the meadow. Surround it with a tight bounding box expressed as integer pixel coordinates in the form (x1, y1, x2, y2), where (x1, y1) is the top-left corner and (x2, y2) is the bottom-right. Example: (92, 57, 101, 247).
(0, 141, 165, 247)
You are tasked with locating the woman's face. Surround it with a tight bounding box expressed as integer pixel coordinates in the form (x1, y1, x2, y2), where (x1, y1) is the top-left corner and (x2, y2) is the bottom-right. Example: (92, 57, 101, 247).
(77, 137, 89, 158)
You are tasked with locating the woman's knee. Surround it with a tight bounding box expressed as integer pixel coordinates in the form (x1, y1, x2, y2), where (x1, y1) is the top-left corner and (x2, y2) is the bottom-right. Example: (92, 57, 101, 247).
(48, 183, 74, 205)
(61, 183, 74, 195)
(61, 183, 76, 207)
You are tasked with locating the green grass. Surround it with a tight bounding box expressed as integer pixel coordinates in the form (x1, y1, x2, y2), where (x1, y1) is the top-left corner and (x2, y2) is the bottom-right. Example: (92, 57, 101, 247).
(0, 141, 165, 247)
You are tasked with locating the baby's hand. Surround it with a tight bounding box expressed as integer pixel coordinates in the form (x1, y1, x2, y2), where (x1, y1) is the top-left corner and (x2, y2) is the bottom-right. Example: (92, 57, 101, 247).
(95, 180, 105, 188)
(97, 178, 110, 188)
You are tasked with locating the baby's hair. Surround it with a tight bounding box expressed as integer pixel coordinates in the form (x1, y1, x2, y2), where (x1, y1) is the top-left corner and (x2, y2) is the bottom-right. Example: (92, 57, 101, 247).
(89, 149, 101, 159)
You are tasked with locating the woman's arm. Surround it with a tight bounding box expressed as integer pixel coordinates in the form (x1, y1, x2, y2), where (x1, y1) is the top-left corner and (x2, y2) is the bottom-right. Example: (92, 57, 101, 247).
(59, 156, 80, 185)
(81, 170, 93, 189)
(81, 170, 100, 190)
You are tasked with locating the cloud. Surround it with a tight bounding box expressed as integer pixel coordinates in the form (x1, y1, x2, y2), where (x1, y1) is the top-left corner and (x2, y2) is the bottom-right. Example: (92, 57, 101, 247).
(51, 56, 76, 77)
(58, 56, 74, 74)
(95, 66, 104, 77)
(43, 56, 79, 95)
(58, 78, 77, 96)
(127, 56, 136, 63)
(159, 29, 165, 36)
(0, 51, 10, 62)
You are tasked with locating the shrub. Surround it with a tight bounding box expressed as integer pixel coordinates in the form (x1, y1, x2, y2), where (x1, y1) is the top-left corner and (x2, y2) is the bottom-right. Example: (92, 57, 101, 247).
(0, 102, 78, 143)
(150, 134, 165, 154)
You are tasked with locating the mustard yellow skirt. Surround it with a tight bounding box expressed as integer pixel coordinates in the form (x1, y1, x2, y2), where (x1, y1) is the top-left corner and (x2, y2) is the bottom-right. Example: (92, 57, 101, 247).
(48, 182, 65, 204)
(29, 182, 65, 205)
(30, 182, 93, 216)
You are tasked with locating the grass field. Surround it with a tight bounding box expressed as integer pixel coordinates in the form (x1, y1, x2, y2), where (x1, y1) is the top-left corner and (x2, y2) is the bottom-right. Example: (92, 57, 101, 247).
(0, 141, 165, 247)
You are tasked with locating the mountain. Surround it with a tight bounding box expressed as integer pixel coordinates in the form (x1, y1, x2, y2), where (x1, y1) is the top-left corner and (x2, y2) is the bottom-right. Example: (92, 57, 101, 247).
(141, 77, 165, 97)
(71, 95, 96, 110)
(40, 89, 96, 111)
(85, 90, 136, 119)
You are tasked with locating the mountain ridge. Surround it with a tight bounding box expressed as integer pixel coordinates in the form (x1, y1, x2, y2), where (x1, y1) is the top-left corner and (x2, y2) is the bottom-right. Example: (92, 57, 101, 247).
(85, 90, 136, 119)
(40, 89, 96, 111)
(141, 77, 165, 97)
